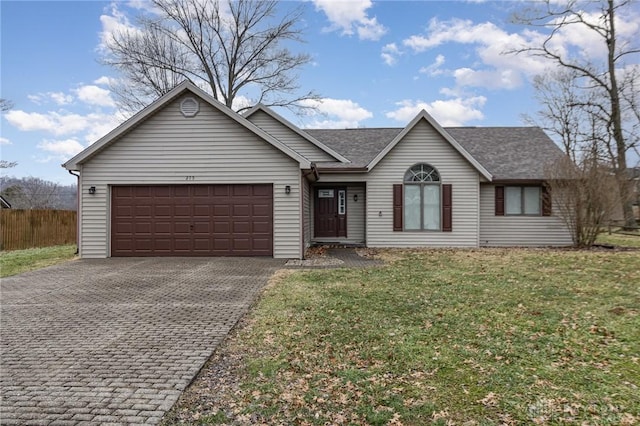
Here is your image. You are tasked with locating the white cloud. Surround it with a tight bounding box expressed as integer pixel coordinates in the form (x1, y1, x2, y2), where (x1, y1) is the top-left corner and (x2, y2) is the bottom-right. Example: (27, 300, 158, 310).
(381, 43, 401, 66)
(453, 67, 522, 90)
(37, 138, 86, 158)
(419, 54, 446, 76)
(27, 92, 74, 106)
(386, 97, 486, 127)
(74, 85, 116, 107)
(312, 0, 386, 41)
(402, 18, 551, 90)
(27, 94, 44, 105)
(5, 110, 121, 141)
(300, 97, 373, 128)
(94, 76, 118, 86)
(50, 92, 74, 105)
(99, 3, 142, 51)
(231, 95, 253, 112)
(0, 137, 11, 145)
(401, 10, 640, 92)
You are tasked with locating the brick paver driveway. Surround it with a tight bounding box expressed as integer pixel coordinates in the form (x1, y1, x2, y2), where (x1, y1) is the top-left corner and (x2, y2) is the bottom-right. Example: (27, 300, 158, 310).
(1, 257, 284, 425)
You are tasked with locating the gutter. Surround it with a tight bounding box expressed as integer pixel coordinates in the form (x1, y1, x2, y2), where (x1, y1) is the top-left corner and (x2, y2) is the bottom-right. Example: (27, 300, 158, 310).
(315, 167, 369, 174)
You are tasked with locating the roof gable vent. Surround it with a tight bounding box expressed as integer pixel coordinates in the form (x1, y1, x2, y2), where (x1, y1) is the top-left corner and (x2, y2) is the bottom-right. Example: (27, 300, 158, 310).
(180, 97, 199, 117)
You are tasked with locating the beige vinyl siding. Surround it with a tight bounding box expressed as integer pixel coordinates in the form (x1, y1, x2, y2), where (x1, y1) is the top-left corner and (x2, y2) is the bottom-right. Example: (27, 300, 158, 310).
(346, 186, 365, 243)
(79, 94, 301, 259)
(247, 110, 336, 162)
(479, 184, 572, 246)
(366, 120, 480, 247)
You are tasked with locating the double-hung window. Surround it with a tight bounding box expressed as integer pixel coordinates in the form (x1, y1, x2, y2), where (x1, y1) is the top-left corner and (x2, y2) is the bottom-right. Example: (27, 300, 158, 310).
(403, 163, 441, 230)
(505, 186, 541, 215)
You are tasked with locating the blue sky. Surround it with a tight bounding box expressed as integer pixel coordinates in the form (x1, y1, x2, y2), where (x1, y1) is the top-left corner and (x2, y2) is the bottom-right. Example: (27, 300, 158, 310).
(2, 1, 639, 185)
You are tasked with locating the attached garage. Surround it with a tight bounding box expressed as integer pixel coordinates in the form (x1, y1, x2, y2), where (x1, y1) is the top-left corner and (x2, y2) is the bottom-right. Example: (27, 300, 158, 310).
(111, 184, 273, 256)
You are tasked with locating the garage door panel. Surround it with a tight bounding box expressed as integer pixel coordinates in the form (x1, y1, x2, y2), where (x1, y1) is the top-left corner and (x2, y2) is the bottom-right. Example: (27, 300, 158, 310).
(193, 205, 210, 216)
(252, 204, 270, 216)
(155, 205, 172, 216)
(133, 186, 151, 197)
(232, 185, 251, 196)
(252, 185, 271, 196)
(233, 221, 251, 233)
(213, 205, 230, 216)
(252, 238, 271, 250)
(232, 205, 250, 216)
(174, 205, 191, 217)
(135, 206, 152, 217)
(253, 221, 271, 234)
(111, 184, 272, 256)
(134, 223, 152, 234)
(213, 222, 230, 233)
(115, 205, 133, 217)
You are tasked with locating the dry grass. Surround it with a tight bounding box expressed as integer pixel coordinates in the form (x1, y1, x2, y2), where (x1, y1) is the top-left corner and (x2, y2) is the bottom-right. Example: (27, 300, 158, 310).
(164, 248, 640, 425)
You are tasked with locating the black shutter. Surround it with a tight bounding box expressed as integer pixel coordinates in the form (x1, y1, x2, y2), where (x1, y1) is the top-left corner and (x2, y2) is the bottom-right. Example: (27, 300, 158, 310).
(393, 184, 403, 231)
(442, 184, 452, 232)
(495, 186, 505, 216)
(542, 185, 552, 216)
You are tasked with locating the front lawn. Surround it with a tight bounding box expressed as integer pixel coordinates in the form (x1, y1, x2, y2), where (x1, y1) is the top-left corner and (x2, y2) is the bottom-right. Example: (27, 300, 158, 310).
(166, 249, 640, 425)
(0, 245, 77, 278)
(597, 231, 640, 248)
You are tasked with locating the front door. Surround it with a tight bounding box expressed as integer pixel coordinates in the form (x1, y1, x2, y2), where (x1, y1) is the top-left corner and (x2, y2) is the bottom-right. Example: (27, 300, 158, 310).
(314, 187, 347, 238)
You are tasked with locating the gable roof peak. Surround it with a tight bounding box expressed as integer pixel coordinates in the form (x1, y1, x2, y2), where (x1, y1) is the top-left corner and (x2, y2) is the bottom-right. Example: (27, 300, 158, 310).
(62, 81, 311, 170)
(244, 104, 350, 163)
(367, 108, 493, 180)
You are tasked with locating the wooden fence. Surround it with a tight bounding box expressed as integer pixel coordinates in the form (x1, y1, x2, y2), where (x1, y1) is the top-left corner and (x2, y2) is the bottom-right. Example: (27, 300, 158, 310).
(1, 209, 77, 251)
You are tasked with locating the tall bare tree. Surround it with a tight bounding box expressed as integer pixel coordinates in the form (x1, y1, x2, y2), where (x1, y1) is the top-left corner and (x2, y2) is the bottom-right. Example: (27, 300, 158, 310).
(103, 0, 317, 113)
(513, 0, 639, 228)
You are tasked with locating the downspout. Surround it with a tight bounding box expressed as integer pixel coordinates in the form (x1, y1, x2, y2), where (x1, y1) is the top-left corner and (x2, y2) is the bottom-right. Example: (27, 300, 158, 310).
(68, 170, 80, 255)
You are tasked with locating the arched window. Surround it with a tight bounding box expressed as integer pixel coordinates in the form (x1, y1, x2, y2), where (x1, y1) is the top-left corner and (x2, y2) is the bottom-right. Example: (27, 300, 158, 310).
(404, 163, 441, 230)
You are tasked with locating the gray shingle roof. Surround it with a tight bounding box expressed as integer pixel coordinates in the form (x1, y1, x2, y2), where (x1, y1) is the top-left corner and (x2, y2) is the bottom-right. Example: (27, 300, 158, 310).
(446, 127, 565, 180)
(305, 126, 565, 180)
(305, 128, 402, 168)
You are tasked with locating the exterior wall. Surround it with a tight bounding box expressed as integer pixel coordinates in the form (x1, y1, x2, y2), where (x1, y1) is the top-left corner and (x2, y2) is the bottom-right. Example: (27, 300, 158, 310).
(346, 186, 365, 243)
(366, 120, 481, 247)
(79, 94, 302, 259)
(310, 184, 366, 244)
(247, 110, 336, 162)
(302, 177, 311, 251)
(479, 184, 573, 246)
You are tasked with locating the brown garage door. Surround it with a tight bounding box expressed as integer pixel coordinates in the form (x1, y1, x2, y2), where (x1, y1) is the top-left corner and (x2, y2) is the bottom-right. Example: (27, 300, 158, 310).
(111, 184, 273, 256)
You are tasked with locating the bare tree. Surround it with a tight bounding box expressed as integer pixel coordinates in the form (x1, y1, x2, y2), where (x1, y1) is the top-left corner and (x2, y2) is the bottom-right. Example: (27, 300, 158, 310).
(103, 0, 318, 113)
(0, 177, 64, 209)
(546, 156, 619, 247)
(0, 98, 13, 112)
(513, 0, 639, 228)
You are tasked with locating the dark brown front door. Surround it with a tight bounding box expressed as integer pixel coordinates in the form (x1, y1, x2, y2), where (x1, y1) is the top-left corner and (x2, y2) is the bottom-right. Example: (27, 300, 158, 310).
(314, 187, 346, 238)
(111, 184, 273, 256)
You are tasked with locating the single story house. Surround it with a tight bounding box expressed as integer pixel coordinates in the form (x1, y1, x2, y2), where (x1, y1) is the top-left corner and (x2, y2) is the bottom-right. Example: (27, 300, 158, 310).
(63, 81, 572, 258)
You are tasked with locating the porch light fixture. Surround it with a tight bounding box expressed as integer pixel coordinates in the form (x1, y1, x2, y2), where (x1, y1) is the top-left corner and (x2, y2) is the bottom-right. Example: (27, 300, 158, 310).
(285, 185, 291, 194)
(353, 194, 358, 202)
(88, 186, 96, 195)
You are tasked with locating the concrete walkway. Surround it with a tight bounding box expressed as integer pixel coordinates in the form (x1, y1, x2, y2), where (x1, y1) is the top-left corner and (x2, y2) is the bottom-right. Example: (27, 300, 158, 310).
(285, 247, 384, 269)
(0, 257, 283, 425)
